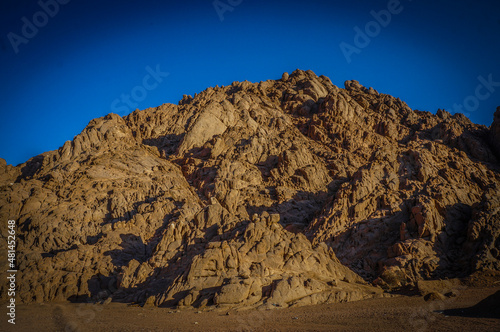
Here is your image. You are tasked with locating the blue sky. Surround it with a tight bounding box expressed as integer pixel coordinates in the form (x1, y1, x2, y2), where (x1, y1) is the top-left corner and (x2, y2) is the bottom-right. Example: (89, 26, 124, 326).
(1, 0, 499, 166)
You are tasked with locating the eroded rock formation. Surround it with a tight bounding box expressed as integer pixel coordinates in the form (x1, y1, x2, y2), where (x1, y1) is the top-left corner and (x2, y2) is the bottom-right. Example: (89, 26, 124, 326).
(0, 69, 499, 308)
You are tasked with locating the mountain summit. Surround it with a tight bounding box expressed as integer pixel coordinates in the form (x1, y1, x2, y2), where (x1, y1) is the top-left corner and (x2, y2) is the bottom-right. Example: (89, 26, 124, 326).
(1, 69, 499, 308)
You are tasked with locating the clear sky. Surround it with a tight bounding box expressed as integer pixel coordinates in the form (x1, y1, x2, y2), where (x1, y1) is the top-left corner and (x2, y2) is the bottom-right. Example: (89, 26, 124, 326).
(1, 0, 499, 166)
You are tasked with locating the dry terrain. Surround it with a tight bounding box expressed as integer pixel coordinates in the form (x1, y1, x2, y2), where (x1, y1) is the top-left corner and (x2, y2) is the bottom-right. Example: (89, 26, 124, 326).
(6, 286, 500, 332)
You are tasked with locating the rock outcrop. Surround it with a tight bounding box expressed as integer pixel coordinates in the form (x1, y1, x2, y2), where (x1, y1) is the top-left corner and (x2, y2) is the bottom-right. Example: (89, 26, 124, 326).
(490, 106, 500, 158)
(0, 69, 499, 309)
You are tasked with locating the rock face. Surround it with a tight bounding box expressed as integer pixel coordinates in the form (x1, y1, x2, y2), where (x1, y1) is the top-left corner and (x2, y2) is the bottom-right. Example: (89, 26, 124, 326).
(0, 69, 499, 308)
(491, 106, 500, 157)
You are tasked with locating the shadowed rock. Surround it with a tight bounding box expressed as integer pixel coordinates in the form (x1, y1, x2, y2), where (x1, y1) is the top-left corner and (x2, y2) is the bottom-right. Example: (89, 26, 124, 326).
(0, 69, 499, 308)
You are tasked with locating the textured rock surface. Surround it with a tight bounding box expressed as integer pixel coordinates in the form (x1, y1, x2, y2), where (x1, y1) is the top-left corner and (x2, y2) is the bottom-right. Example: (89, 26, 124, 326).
(491, 106, 500, 158)
(0, 69, 499, 308)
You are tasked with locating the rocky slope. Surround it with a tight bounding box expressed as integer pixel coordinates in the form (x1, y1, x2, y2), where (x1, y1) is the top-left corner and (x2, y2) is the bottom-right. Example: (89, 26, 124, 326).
(0, 69, 499, 309)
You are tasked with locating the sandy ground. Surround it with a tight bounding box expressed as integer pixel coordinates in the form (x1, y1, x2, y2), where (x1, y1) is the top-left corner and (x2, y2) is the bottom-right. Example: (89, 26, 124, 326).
(3, 287, 499, 332)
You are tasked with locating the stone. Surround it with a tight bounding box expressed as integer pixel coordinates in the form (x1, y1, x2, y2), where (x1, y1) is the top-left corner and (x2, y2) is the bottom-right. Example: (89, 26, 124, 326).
(269, 213, 280, 223)
(424, 292, 446, 302)
(0, 70, 498, 311)
(417, 279, 462, 297)
(490, 106, 500, 157)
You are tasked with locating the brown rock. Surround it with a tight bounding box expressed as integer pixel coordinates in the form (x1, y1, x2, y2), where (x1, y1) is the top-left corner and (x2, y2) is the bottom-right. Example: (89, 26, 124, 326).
(0, 70, 498, 310)
(490, 106, 500, 157)
(424, 292, 446, 302)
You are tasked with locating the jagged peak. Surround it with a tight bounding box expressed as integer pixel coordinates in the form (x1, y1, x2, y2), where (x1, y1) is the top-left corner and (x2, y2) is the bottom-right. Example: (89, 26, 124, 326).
(2, 70, 499, 312)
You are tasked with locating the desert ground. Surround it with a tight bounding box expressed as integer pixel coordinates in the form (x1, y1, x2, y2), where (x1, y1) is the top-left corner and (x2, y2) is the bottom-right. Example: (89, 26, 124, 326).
(5, 286, 499, 332)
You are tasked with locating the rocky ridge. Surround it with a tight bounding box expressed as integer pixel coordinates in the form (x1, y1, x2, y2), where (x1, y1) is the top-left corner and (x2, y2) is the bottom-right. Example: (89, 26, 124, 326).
(0, 69, 499, 309)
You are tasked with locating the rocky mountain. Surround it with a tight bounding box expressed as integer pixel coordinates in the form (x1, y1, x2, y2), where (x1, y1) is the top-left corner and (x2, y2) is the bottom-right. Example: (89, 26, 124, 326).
(1, 69, 499, 309)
